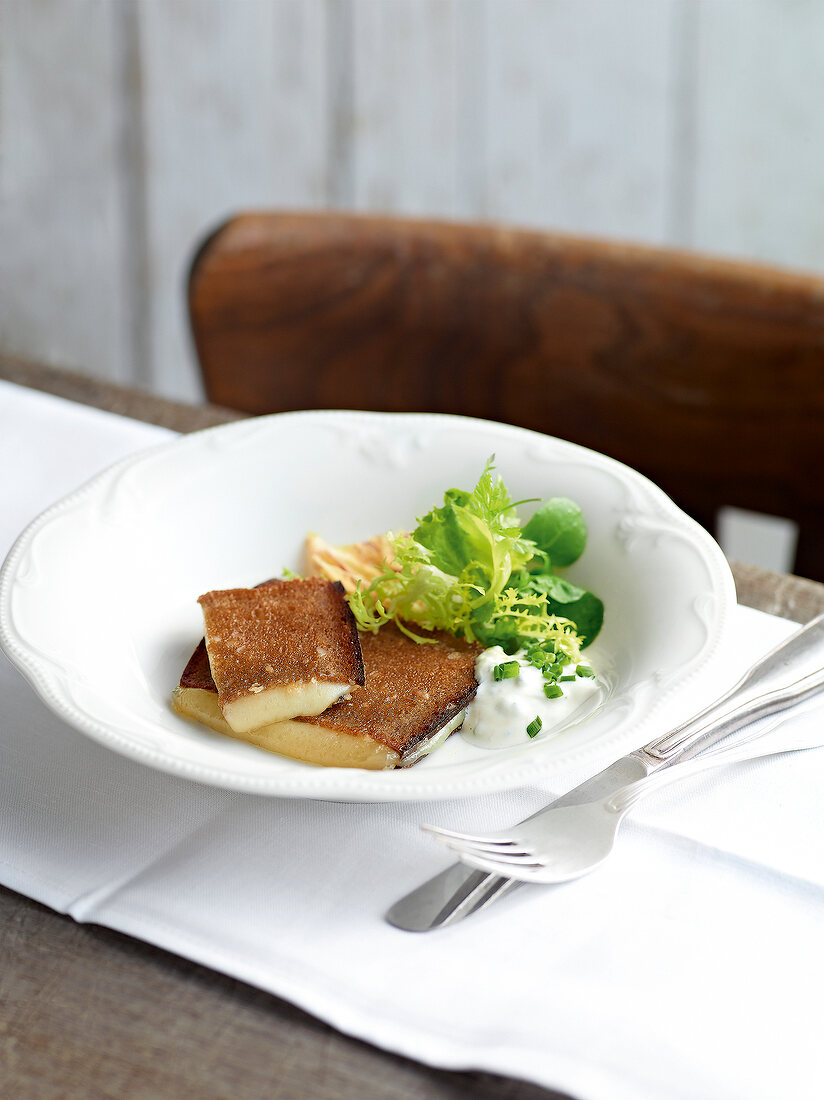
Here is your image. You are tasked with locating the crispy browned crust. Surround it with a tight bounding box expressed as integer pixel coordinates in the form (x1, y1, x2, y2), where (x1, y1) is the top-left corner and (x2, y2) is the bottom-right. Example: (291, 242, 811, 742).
(297, 624, 481, 756)
(180, 617, 480, 759)
(179, 638, 214, 691)
(181, 577, 277, 691)
(198, 578, 365, 706)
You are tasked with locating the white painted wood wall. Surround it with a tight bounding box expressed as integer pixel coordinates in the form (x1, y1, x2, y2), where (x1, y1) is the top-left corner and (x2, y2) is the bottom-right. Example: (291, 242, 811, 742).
(3, 0, 824, 406)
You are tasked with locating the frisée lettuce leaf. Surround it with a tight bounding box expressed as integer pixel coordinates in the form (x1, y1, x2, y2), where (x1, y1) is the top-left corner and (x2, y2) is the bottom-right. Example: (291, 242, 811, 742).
(348, 459, 603, 656)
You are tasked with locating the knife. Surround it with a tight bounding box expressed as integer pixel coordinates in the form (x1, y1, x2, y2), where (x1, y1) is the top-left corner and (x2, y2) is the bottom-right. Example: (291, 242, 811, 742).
(386, 611, 824, 931)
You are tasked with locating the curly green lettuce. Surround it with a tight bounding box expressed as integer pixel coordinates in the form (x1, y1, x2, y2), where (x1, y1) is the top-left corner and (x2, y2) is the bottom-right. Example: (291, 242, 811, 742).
(347, 459, 603, 658)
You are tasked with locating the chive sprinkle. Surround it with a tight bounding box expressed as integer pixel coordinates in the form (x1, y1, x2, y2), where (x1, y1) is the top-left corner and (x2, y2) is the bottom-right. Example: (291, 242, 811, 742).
(560, 674, 576, 682)
(526, 641, 558, 671)
(526, 716, 543, 738)
(576, 665, 595, 678)
(543, 683, 564, 699)
(493, 660, 520, 682)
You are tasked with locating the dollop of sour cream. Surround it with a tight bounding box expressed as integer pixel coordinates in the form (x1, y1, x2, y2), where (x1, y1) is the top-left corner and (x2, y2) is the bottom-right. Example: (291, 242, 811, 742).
(461, 645, 600, 750)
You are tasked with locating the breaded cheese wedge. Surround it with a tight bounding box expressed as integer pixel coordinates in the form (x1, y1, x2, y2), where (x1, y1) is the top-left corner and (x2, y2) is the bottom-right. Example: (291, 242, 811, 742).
(198, 578, 364, 733)
(290, 624, 481, 767)
(172, 624, 481, 769)
(172, 641, 398, 769)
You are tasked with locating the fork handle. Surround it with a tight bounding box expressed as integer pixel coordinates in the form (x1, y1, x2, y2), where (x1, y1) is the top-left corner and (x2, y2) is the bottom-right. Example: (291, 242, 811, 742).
(613, 707, 822, 813)
(642, 612, 824, 766)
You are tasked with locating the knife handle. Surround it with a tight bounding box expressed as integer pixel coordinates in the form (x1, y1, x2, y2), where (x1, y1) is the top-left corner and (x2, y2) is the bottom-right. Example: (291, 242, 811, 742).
(643, 611, 824, 765)
(613, 706, 823, 814)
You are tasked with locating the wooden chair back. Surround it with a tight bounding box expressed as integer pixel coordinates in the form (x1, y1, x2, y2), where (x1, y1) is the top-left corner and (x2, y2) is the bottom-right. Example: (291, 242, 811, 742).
(188, 211, 824, 581)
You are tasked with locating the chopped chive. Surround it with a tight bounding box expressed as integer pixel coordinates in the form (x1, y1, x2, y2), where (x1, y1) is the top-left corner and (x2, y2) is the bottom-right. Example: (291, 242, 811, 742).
(526, 715, 543, 738)
(493, 660, 520, 682)
(560, 674, 576, 682)
(543, 683, 563, 699)
(576, 665, 595, 678)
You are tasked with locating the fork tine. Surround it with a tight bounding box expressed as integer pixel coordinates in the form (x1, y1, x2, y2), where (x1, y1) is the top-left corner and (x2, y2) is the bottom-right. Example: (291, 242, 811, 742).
(424, 834, 513, 857)
(442, 842, 539, 865)
(455, 850, 546, 878)
(421, 824, 516, 847)
(426, 830, 539, 863)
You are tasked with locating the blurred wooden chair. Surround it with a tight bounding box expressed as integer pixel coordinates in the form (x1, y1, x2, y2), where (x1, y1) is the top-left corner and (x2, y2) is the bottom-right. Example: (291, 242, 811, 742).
(188, 211, 824, 582)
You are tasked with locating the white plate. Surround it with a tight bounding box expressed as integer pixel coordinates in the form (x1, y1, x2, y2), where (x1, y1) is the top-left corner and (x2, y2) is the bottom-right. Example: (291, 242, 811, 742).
(0, 411, 735, 802)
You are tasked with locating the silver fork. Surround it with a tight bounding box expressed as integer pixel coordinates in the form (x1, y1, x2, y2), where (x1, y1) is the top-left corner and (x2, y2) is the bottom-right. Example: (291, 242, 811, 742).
(422, 707, 823, 884)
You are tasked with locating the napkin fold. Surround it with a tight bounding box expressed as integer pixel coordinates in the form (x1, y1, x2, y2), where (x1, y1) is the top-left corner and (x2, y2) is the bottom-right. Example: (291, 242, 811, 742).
(2, 380, 824, 1100)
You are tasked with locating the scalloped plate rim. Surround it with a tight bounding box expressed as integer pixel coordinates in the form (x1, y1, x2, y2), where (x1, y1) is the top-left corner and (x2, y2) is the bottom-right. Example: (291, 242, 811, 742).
(0, 409, 737, 802)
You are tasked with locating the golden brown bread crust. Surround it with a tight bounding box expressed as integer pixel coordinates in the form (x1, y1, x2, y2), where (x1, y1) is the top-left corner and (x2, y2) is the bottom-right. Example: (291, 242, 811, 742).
(179, 639, 215, 691)
(182, 576, 278, 691)
(180, 620, 481, 759)
(198, 578, 365, 707)
(299, 624, 481, 756)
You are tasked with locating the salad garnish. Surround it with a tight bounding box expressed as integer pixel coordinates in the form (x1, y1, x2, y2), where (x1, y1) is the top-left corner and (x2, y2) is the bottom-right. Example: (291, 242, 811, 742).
(347, 459, 603, 676)
(493, 660, 520, 682)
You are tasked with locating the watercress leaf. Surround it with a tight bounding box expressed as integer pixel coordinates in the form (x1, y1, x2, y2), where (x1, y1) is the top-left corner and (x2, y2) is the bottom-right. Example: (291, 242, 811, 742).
(568, 593, 602, 646)
(523, 573, 587, 604)
(545, 588, 603, 647)
(513, 572, 602, 647)
(522, 497, 587, 567)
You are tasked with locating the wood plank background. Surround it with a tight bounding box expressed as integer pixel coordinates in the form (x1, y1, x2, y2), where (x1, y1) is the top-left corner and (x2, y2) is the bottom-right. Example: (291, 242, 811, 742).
(2, 0, 824, 405)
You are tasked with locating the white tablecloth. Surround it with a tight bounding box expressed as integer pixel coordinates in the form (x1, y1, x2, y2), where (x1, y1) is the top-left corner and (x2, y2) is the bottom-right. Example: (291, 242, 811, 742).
(2, 379, 823, 1100)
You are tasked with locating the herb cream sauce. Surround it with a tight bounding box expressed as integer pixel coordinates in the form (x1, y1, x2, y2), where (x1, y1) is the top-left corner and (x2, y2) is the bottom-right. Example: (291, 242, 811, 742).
(461, 645, 599, 749)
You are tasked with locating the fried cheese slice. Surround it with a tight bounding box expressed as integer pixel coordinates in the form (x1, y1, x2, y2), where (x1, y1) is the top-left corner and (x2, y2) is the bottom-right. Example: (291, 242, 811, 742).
(198, 578, 365, 733)
(172, 624, 480, 769)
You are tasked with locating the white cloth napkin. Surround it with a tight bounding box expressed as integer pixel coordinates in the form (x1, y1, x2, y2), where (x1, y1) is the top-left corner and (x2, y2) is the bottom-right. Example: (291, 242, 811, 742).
(2, 379, 824, 1100)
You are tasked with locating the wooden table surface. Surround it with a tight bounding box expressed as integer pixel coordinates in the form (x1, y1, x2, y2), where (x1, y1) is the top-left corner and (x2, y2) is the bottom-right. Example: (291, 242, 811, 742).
(3, 354, 824, 1100)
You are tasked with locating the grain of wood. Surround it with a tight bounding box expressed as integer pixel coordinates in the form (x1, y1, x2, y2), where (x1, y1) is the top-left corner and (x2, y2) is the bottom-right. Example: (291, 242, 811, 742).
(136, 0, 330, 402)
(351, 0, 466, 215)
(0, 0, 134, 384)
(691, 0, 824, 269)
(187, 210, 824, 581)
(6, 0, 824, 416)
(0, 886, 565, 1099)
(0, 353, 242, 432)
(481, 0, 680, 243)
